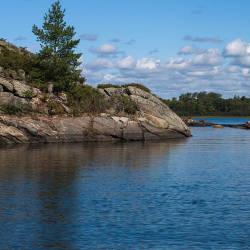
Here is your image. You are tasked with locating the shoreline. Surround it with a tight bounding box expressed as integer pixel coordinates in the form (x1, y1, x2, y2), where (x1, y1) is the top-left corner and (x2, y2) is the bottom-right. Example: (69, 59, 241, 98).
(183, 118, 250, 130)
(183, 116, 250, 119)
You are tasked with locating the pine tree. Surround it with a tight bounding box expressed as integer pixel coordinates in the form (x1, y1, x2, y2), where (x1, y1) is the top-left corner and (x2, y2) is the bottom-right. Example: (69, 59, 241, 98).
(32, 1, 83, 91)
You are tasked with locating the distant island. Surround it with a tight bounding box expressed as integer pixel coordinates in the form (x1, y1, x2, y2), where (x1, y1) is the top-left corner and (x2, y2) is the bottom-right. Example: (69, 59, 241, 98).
(164, 92, 250, 117)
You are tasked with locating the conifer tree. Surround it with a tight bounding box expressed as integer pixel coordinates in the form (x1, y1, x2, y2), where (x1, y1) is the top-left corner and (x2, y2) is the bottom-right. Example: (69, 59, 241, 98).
(33, 1, 83, 91)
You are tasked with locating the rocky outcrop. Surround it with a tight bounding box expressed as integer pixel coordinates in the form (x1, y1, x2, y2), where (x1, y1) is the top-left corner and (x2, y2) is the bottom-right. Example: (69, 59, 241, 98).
(0, 41, 191, 145)
(0, 76, 69, 114)
(0, 112, 191, 144)
(0, 80, 191, 144)
(100, 86, 190, 137)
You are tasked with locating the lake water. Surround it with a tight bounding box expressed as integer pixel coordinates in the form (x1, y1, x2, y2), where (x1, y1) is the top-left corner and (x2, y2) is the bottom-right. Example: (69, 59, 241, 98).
(194, 117, 250, 125)
(0, 118, 250, 249)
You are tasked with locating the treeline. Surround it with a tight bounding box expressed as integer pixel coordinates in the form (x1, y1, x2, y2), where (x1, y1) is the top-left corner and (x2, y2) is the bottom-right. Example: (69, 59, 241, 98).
(163, 92, 250, 116)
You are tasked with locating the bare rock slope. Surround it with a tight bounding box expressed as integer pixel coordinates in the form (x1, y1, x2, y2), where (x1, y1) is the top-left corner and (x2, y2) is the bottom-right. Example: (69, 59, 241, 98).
(0, 77, 191, 144)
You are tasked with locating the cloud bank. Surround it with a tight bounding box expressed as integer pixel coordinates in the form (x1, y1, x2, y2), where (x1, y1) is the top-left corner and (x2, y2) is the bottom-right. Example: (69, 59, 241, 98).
(84, 39, 250, 98)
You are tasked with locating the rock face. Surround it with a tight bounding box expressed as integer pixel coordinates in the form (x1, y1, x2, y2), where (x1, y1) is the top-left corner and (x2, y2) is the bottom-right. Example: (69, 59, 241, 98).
(0, 76, 64, 114)
(0, 82, 191, 144)
(0, 111, 190, 144)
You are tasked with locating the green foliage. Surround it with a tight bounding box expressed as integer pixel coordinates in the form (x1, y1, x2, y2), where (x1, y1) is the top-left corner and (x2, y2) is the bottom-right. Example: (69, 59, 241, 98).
(0, 44, 49, 88)
(122, 83, 151, 93)
(0, 46, 33, 72)
(32, 0, 83, 91)
(164, 92, 250, 116)
(97, 83, 121, 89)
(47, 99, 65, 115)
(28, 79, 48, 92)
(0, 104, 22, 115)
(110, 95, 138, 115)
(0, 103, 31, 115)
(23, 90, 34, 99)
(68, 85, 109, 115)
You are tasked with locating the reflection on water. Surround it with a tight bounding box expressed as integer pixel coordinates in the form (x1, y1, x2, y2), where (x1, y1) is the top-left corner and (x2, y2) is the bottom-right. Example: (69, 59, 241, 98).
(0, 128, 250, 249)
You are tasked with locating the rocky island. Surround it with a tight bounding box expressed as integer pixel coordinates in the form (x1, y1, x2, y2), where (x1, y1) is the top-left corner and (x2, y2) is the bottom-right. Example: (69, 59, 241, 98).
(0, 41, 191, 144)
(0, 0, 192, 145)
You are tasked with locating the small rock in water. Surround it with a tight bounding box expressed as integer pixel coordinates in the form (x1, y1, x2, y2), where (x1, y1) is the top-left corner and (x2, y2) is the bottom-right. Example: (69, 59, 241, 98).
(212, 124, 224, 129)
(246, 121, 250, 129)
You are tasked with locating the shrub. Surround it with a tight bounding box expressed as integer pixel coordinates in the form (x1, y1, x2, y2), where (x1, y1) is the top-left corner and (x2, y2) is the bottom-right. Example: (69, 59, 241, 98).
(0, 103, 31, 115)
(28, 80, 48, 93)
(110, 95, 138, 115)
(0, 46, 34, 72)
(47, 99, 65, 115)
(0, 104, 22, 115)
(23, 90, 34, 99)
(67, 84, 109, 115)
(97, 83, 121, 89)
(122, 83, 151, 93)
(0, 45, 48, 87)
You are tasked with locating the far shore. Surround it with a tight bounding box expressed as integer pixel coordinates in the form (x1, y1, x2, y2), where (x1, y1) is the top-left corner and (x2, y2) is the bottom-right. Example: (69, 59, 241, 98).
(183, 116, 250, 130)
(183, 116, 250, 119)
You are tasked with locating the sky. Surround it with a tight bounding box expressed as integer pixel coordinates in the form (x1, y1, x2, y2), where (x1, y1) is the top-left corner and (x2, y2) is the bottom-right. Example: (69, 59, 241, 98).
(1, 0, 250, 98)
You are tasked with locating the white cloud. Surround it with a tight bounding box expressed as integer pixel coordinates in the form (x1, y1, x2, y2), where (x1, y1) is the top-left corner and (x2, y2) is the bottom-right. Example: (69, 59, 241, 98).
(84, 39, 250, 98)
(242, 68, 250, 77)
(136, 58, 160, 70)
(187, 66, 221, 77)
(96, 44, 117, 53)
(192, 48, 221, 66)
(103, 74, 116, 81)
(224, 39, 250, 68)
(226, 65, 240, 73)
(166, 58, 190, 70)
(235, 56, 250, 67)
(178, 45, 194, 54)
(90, 44, 119, 56)
(224, 39, 250, 57)
(117, 56, 136, 69)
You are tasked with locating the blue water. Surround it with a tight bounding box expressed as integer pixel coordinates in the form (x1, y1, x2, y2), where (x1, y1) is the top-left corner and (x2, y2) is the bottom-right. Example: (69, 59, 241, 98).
(0, 123, 250, 249)
(194, 117, 250, 125)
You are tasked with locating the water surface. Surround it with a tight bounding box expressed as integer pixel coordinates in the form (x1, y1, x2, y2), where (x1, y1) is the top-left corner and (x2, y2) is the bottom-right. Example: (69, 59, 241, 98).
(194, 116, 250, 124)
(0, 125, 250, 249)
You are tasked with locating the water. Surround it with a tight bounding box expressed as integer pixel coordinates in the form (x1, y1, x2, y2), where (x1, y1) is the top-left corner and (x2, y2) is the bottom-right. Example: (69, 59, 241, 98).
(194, 116, 250, 125)
(0, 119, 250, 249)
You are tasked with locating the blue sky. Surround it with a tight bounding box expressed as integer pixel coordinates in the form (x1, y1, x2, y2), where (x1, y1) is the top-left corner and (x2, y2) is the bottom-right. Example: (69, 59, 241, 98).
(1, 0, 250, 98)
